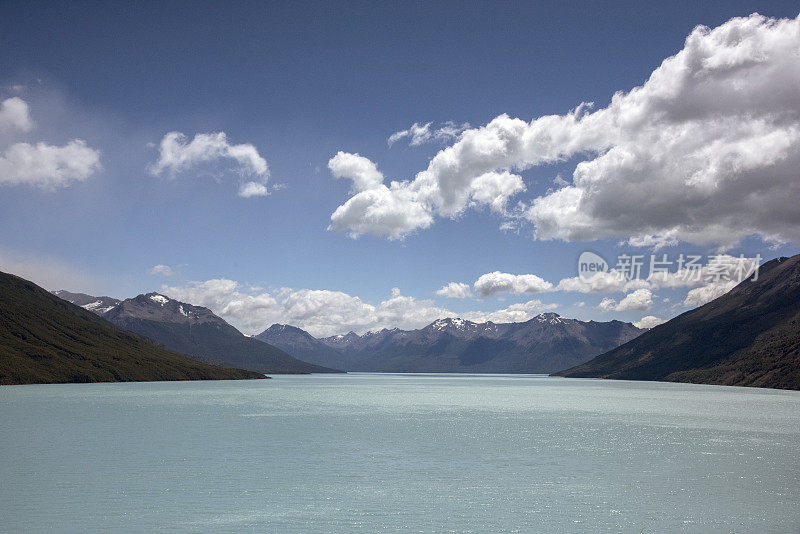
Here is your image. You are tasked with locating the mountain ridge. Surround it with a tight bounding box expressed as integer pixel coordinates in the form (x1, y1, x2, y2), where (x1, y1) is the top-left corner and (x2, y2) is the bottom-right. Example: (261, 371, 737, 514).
(257, 313, 644, 373)
(554, 255, 800, 390)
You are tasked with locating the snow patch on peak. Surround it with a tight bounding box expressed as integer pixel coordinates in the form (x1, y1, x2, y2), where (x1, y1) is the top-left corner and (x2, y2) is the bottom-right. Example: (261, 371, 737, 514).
(81, 301, 116, 314)
(534, 312, 563, 324)
(178, 304, 190, 317)
(431, 317, 472, 330)
(149, 294, 169, 305)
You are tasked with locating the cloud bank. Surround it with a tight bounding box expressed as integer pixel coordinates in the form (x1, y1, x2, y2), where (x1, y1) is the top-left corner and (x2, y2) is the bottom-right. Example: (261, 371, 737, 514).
(161, 279, 559, 337)
(328, 14, 800, 247)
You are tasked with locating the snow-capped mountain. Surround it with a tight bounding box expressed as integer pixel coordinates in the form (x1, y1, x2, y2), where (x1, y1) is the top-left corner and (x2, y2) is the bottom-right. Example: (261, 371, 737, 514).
(53, 290, 339, 374)
(256, 313, 644, 373)
(51, 290, 120, 315)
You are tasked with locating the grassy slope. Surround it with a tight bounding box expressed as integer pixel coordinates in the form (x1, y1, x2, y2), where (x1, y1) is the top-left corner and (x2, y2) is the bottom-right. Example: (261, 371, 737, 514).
(0, 271, 265, 385)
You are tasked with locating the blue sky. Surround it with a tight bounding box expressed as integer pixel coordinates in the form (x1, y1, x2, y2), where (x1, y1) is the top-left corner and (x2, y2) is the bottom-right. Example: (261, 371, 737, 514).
(1, 1, 799, 336)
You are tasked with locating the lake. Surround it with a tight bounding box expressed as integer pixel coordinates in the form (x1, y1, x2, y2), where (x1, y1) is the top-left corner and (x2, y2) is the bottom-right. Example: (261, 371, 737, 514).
(1, 374, 798, 532)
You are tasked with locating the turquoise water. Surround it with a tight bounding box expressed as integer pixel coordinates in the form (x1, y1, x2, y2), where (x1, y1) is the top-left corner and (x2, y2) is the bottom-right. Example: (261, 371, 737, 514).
(1, 374, 799, 533)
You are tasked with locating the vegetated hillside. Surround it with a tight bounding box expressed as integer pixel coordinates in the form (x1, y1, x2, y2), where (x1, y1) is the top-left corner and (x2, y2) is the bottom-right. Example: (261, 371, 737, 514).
(555, 255, 800, 390)
(0, 271, 265, 385)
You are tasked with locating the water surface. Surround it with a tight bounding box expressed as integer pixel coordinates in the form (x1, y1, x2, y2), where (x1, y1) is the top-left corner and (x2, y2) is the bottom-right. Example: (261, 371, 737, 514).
(1, 374, 798, 532)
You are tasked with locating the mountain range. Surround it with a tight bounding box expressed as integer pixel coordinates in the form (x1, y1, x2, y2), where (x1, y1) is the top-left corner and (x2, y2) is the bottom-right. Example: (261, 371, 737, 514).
(256, 314, 644, 373)
(0, 271, 264, 384)
(56, 291, 339, 374)
(29, 252, 800, 388)
(556, 255, 800, 390)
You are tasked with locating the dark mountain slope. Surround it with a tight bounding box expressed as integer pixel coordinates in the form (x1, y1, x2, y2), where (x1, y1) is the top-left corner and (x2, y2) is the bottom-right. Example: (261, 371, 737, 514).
(555, 255, 800, 390)
(256, 324, 355, 371)
(0, 271, 264, 385)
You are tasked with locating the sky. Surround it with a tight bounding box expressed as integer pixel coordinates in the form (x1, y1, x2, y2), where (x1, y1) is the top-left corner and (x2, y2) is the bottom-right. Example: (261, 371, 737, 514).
(1, 1, 799, 336)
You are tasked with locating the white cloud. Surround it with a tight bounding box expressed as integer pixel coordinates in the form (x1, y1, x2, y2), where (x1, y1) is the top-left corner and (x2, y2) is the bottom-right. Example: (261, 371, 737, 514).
(645, 253, 759, 308)
(150, 131, 270, 197)
(598, 297, 617, 312)
(238, 181, 269, 198)
(148, 264, 174, 277)
(388, 122, 430, 146)
(683, 280, 738, 307)
(598, 288, 654, 312)
(436, 282, 473, 299)
(0, 97, 101, 190)
(161, 280, 454, 336)
(473, 271, 554, 298)
(469, 171, 526, 215)
(328, 151, 384, 192)
(461, 299, 558, 324)
(0, 140, 101, 189)
(161, 279, 562, 337)
(328, 154, 433, 239)
(556, 270, 649, 294)
(388, 121, 470, 147)
(647, 254, 759, 289)
(633, 315, 665, 329)
(616, 289, 654, 311)
(331, 14, 800, 246)
(0, 97, 33, 134)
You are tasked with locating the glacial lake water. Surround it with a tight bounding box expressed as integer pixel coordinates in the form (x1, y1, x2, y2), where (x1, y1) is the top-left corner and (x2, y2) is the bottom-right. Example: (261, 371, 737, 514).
(1, 373, 799, 533)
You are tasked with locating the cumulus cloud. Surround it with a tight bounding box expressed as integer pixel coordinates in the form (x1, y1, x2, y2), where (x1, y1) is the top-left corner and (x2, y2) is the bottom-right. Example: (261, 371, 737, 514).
(598, 288, 654, 312)
(150, 131, 270, 197)
(328, 151, 384, 192)
(461, 299, 558, 324)
(388, 121, 470, 147)
(330, 14, 800, 246)
(473, 271, 554, 298)
(327, 151, 433, 239)
(0, 140, 101, 189)
(148, 264, 174, 277)
(0, 97, 33, 134)
(646, 253, 759, 307)
(161, 279, 561, 337)
(0, 97, 102, 190)
(683, 280, 738, 307)
(556, 270, 649, 294)
(647, 254, 759, 289)
(238, 181, 269, 198)
(633, 315, 665, 329)
(436, 282, 473, 299)
(161, 280, 453, 336)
